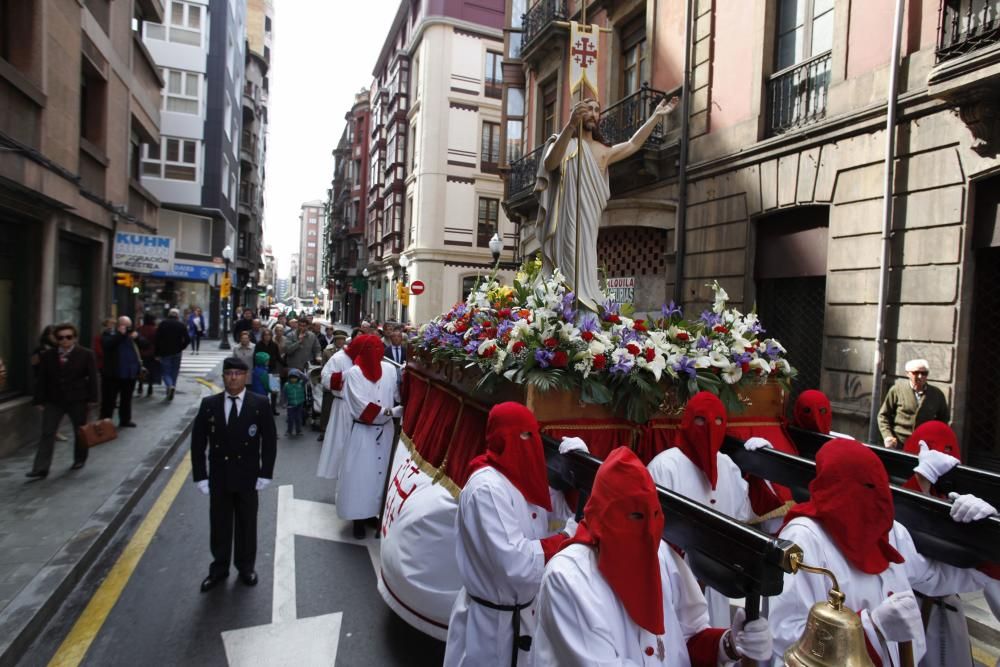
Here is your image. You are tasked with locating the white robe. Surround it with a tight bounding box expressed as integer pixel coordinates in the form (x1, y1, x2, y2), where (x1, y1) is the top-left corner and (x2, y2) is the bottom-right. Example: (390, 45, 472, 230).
(443, 467, 565, 667)
(920, 594, 973, 667)
(335, 361, 400, 520)
(647, 448, 753, 625)
(535, 541, 715, 667)
(316, 349, 354, 485)
(770, 518, 988, 667)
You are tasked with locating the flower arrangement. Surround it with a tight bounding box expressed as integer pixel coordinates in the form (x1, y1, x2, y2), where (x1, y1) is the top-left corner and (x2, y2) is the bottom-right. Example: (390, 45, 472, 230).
(414, 256, 797, 423)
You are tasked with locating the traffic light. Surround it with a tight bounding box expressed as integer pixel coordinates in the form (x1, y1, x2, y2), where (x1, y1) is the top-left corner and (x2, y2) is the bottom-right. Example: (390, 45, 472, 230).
(397, 280, 409, 306)
(115, 272, 133, 288)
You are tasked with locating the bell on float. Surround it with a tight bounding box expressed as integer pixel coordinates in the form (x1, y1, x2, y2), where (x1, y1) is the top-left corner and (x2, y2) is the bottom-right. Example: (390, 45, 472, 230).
(783, 552, 874, 667)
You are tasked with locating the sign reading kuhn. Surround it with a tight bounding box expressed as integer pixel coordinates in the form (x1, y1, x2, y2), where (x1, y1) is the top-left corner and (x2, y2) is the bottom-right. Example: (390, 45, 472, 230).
(113, 232, 175, 274)
(605, 276, 635, 305)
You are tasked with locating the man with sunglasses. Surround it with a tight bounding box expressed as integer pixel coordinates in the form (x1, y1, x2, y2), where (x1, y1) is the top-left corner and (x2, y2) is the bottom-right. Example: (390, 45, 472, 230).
(877, 358, 951, 450)
(27, 323, 99, 479)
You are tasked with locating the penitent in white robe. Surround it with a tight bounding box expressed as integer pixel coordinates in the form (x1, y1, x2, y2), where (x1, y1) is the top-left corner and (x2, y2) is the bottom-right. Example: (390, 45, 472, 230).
(443, 468, 568, 667)
(647, 448, 753, 626)
(336, 361, 400, 521)
(770, 518, 989, 667)
(535, 541, 716, 667)
(316, 349, 354, 486)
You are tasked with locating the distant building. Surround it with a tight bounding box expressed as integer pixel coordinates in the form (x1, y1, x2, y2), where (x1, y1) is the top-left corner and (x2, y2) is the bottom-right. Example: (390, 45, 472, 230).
(275, 277, 290, 302)
(297, 201, 325, 300)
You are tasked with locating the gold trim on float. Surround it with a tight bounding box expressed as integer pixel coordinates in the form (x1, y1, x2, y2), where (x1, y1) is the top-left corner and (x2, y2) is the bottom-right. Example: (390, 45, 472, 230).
(399, 432, 462, 500)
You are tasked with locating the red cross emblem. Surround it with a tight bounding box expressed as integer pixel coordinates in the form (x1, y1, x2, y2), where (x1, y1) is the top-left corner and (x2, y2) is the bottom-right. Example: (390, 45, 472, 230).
(572, 36, 598, 69)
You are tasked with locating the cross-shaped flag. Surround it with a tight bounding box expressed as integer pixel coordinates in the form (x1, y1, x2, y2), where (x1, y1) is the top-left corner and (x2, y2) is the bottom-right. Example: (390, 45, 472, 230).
(569, 21, 600, 101)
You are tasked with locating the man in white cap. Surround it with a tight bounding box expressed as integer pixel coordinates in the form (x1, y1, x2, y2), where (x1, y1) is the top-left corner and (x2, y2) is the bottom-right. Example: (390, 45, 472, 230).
(877, 358, 950, 449)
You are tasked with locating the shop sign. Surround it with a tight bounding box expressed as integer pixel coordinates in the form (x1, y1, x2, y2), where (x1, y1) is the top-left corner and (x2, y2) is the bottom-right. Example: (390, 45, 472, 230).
(113, 233, 175, 274)
(606, 276, 635, 305)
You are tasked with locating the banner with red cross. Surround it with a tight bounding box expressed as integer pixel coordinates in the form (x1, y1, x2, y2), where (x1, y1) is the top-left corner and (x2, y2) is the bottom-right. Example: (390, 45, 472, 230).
(569, 21, 601, 101)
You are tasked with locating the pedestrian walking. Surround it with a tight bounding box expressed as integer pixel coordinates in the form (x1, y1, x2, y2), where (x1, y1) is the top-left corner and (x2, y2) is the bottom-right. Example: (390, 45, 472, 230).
(187, 307, 206, 354)
(100, 316, 143, 428)
(283, 370, 306, 436)
(26, 323, 99, 479)
(284, 319, 321, 372)
(191, 357, 276, 592)
(156, 308, 190, 401)
(232, 309, 254, 343)
(231, 330, 256, 369)
(36, 324, 72, 442)
(136, 313, 160, 397)
(253, 328, 282, 414)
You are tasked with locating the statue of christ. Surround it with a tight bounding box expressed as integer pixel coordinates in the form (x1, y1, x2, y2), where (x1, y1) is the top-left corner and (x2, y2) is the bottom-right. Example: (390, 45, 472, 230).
(534, 95, 679, 311)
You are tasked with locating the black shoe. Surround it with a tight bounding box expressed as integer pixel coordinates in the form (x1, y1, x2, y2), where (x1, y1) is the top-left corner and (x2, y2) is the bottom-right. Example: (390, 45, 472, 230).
(316, 434, 323, 442)
(136, 386, 143, 396)
(353, 520, 365, 540)
(25, 470, 47, 480)
(239, 571, 258, 586)
(120, 422, 137, 428)
(167, 387, 175, 401)
(70, 462, 85, 470)
(200, 574, 227, 592)
(147, 386, 153, 397)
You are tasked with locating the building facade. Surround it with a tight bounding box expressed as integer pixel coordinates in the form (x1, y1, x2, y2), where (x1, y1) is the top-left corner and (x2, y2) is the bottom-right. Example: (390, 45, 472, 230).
(500, 0, 1000, 465)
(0, 0, 164, 455)
(325, 89, 371, 326)
(297, 200, 325, 303)
(141, 0, 246, 335)
(357, 0, 513, 325)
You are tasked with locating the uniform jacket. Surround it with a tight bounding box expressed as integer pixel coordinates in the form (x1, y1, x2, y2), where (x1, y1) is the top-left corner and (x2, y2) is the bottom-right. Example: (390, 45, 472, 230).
(877, 380, 950, 443)
(191, 391, 277, 492)
(33, 346, 99, 405)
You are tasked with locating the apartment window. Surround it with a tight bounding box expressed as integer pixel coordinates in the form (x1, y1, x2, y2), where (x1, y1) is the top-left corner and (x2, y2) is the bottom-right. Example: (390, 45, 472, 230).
(151, 1, 202, 46)
(158, 209, 212, 254)
(541, 79, 557, 141)
(307, 242, 317, 248)
(411, 54, 420, 101)
(409, 124, 417, 171)
(775, 0, 834, 71)
(142, 137, 198, 181)
(406, 195, 415, 245)
(484, 50, 502, 99)
(477, 197, 499, 248)
(354, 159, 361, 185)
(83, 0, 111, 35)
(223, 94, 232, 139)
(221, 154, 229, 195)
(0, 0, 38, 78)
(481, 122, 500, 173)
(80, 61, 107, 148)
(163, 69, 200, 114)
(620, 15, 648, 97)
(505, 88, 525, 165)
(230, 172, 237, 208)
(308, 229, 317, 236)
(226, 34, 234, 75)
(264, 16, 272, 32)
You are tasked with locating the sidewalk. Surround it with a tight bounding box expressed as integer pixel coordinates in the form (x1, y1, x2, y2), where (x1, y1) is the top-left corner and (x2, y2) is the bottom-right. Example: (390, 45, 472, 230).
(0, 349, 229, 666)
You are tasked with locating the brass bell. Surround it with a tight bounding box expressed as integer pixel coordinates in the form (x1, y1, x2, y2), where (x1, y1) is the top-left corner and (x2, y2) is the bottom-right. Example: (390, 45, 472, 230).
(784, 552, 874, 667)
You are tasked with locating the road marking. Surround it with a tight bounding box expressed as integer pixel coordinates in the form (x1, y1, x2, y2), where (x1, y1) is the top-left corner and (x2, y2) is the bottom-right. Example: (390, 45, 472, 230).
(48, 456, 192, 667)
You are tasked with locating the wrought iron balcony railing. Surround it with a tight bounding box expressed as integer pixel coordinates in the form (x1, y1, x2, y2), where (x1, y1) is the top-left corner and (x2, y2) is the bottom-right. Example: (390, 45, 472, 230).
(937, 0, 1000, 61)
(506, 144, 543, 202)
(522, 0, 568, 50)
(598, 84, 673, 147)
(766, 50, 832, 136)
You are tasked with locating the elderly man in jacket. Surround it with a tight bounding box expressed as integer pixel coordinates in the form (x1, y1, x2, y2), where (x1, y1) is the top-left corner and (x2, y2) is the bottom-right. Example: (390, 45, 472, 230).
(877, 358, 950, 449)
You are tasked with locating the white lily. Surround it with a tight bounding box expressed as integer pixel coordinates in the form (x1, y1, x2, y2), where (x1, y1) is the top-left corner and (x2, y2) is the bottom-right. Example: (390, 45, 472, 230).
(749, 357, 772, 375)
(709, 350, 731, 368)
(710, 280, 729, 314)
(588, 339, 607, 356)
(721, 363, 743, 384)
(693, 354, 712, 369)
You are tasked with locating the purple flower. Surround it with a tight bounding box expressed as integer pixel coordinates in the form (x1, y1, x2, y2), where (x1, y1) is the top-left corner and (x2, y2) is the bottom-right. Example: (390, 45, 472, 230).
(765, 341, 783, 359)
(442, 333, 463, 349)
(422, 324, 441, 344)
(672, 355, 697, 379)
(699, 310, 722, 328)
(732, 351, 752, 366)
(749, 320, 765, 335)
(662, 300, 683, 320)
(601, 299, 621, 316)
(496, 319, 513, 337)
(560, 292, 577, 321)
(695, 335, 711, 350)
(534, 348, 554, 368)
(620, 327, 640, 344)
(464, 339, 480, 354)
(578, 313, 599, 334)
(610, 358, 633, 375)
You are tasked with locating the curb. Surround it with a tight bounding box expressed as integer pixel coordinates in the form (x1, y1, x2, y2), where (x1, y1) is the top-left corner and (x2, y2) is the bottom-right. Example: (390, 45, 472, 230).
(0, 399, 201, 667)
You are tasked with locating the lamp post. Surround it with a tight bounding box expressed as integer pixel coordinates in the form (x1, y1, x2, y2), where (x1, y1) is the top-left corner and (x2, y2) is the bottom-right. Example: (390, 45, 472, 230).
(398, 254, 410, 324)
(219, 244, 233, 350)
(362, 267, 370, 321)
(489, 232, 503, 268)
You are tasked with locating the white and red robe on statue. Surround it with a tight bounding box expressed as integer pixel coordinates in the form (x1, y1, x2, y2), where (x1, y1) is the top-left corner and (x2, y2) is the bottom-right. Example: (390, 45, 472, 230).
(336, 360, 399, 520)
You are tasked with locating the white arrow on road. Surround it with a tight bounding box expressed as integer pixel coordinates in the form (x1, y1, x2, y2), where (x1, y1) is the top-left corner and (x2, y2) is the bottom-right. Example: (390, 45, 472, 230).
(221, 485, 381, 666)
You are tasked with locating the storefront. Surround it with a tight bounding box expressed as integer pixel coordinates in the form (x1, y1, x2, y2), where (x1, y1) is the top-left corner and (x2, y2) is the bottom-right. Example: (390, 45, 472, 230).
(149, 260, 233, 337)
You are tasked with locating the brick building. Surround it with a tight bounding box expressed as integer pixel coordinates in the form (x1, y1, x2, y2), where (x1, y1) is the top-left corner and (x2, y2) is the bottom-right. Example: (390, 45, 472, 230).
(499, 0, 1000, 464)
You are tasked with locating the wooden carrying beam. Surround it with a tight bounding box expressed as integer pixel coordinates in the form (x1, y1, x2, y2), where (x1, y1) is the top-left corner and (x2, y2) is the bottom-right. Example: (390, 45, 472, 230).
(542, 436, 802, 600)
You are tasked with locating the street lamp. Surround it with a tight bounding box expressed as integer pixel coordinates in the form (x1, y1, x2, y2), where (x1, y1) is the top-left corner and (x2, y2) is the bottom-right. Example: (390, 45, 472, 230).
(219, 244, 234, 350)
(362, 268, 370, 321)
(489, 232, 503, 267)
(398, 255, 410, 324)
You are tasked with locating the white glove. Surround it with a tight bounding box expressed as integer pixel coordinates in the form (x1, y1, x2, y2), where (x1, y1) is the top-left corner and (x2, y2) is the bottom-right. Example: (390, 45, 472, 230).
(743, 437, 773, 452)
(559, 436, 589, 455)
(730, 608, 772, 661)
(255, 477, 271, 491)
(913, 441, 960, 484)
(948, 492, 997, 523)
(871, 592, 922, 643)
(196, 479, 209, 495)
(391, 405, 403, 419)
(561, 516, 579, 538)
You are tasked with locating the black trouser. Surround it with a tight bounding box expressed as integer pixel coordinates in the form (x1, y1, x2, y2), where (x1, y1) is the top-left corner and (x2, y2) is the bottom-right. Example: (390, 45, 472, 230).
(101, 376, 136, 424)
(33, 401, 89, 472)
(191, 334, 201, 352)
(209, 488, 258, 578)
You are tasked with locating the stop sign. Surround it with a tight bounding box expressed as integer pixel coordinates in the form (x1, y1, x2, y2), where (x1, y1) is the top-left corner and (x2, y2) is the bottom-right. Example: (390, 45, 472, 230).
(410, 280, 425, 295)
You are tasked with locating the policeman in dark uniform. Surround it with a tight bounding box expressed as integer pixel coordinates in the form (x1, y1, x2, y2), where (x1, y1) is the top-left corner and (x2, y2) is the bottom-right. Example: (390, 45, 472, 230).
(191, 357, 277, 592)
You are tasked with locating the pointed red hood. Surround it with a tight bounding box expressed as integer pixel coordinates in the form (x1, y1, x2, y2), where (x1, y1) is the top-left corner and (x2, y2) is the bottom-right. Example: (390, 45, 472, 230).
(678, 392, 727, 490)
(350, 334, 384, 382)
(904, 420, 959, 459)
(793, 390, 833, 434)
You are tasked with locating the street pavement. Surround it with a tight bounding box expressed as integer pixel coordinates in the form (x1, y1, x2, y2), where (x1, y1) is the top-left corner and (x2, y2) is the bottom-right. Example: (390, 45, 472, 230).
(20, 374, 445, 666)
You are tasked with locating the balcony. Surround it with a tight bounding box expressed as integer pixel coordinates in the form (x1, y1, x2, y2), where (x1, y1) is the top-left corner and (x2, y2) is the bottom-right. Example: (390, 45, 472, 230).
(599, 84, 681, 193)
(766, 51, 831, 137)
(503, 145, 543, 218)
(598, 84, 676, 146)
(240, 131, 258, 164)
(521, 0, 568, 61)
(937, 0, 1000, 61)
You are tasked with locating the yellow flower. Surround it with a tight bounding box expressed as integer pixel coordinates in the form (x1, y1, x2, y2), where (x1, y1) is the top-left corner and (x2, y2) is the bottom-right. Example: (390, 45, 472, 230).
(515, 271, 527, 284)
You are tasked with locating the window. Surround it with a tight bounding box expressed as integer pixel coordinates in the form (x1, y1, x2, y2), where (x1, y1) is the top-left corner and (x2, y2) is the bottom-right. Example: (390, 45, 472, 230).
(158, 208, 212, 254)
(484, 50, 502, 98)
(541, 79, 557, 141)
(80, 61, 107, 148)
(147, 1, 202, 45)
(477, 197, 499, 247)
(307, 242, 317, 248)
(504, 88, 525, 165)
(230, 172, 237, 208)
(620, 15, 648, 97)
(264, 16, 272, 32)
(411, 54, 420, 101)
(481, 121, 500, 173)
(0, 0, 38, 78)
(409, 123, 417, 171)
(223, 94, 231, 139)
(142, 137, 199, 181)
(83, 0, 111, 35)
(462, 275, 479, 302)
(406, 195, 415, 245)
(308, 229, 317, 236)
(163, 68, 201, 114)
(226, 34, 234, 75)
(221, 154, 229, 195)
(775, 0, 834, 71)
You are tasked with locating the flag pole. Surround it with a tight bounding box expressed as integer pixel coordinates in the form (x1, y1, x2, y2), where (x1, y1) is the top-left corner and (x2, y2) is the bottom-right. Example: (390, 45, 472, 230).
(573, 0, 588, 311)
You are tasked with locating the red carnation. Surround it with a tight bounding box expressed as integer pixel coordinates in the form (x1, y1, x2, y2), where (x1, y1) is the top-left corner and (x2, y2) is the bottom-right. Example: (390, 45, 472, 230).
(544, 337, 559, 349)
(480, 345, 496, 358)
(455, 322, 468, 333)
(741, 362, 750, 373)
(644, 348, 656, 362)
(592, 355, 607, 370)
(551, 350, 569, 368)
(511, 341, 526, 354)
(626, 343, 641, 356)
(675, 331, 690, 341)
(713, 325, 729, 334)
(581, 331, 594, 342)
(498, 308, 512, 319)
(608, 314, 621, 324)
(634, 319, 648, 332)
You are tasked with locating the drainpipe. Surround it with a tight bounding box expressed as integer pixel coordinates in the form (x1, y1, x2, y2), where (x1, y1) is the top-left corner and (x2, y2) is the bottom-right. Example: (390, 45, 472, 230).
(867, 0, 907, 443)
(672, 0, 694, 305)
